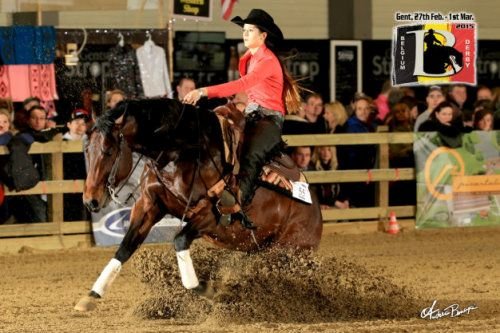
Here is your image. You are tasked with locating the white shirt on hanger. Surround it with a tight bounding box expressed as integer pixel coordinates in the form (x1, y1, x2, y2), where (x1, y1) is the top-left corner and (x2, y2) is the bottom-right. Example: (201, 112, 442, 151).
(136, 40, 173, 98)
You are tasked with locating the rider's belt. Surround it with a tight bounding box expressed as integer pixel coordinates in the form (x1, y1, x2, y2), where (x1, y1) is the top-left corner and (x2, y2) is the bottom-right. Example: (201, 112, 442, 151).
(245, 103, 283, 118)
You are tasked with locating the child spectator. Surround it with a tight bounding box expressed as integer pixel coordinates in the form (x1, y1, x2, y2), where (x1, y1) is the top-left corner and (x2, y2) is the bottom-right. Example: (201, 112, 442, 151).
(63, 109, 90, 221)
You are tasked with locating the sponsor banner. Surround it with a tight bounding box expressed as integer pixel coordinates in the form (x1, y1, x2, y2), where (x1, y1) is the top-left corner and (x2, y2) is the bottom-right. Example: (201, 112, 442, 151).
(173, 0, 212, 21)
(414, 131, 500, 229)
(392, 12, 477, 86)
(90, 153, 184, 246)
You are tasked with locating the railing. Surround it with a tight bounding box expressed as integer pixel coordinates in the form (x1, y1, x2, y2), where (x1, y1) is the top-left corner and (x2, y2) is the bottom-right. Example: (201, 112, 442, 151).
(0, 135, 91, 248)
(283, 130, 415, 222)
(0, 130, 416, 250)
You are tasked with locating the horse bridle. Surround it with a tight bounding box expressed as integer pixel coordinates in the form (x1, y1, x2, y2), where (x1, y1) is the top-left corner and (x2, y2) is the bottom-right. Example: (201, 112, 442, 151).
(105, 132, 144, 206)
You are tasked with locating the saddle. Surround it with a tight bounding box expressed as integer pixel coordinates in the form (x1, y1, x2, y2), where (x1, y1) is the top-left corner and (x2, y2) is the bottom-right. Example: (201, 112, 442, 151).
(207, 103, 307, 208)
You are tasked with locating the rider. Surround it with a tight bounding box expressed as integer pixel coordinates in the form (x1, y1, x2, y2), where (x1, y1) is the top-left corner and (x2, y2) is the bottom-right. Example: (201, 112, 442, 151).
(424, 29, 442, 50)
(182, 8, 301, 225)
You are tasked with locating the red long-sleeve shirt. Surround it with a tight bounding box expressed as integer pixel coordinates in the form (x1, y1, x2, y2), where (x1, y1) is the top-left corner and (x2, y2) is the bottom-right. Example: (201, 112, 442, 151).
(206, 44, 285, 114)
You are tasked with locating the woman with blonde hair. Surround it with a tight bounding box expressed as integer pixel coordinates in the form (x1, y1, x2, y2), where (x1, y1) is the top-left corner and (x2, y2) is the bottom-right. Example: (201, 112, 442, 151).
(323, 101, 348, 133)
(311, 145, 349, 209)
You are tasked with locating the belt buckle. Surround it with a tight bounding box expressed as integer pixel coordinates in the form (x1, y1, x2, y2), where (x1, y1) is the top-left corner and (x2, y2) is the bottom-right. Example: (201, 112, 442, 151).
(245, 103, 259, 115)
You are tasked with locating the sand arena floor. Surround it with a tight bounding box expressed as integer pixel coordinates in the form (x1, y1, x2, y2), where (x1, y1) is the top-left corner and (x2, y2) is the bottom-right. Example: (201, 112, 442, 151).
(1, 226, 500, 333)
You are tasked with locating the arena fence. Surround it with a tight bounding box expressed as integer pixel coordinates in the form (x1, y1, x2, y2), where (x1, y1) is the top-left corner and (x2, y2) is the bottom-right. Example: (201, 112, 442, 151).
(0, 130, 416, 251)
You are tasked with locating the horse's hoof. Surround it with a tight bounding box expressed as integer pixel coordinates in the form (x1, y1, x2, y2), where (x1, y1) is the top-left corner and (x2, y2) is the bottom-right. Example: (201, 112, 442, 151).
(192, 280, 215, 299)
(74, 295, 97, 312)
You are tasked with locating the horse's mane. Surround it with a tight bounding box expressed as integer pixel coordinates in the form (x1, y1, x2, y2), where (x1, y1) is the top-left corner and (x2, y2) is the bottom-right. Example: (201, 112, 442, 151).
(98, 98, 223, 153)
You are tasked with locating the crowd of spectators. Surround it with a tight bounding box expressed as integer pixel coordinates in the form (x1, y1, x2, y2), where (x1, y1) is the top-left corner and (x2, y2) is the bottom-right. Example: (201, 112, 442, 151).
(1, 76, 500, 223)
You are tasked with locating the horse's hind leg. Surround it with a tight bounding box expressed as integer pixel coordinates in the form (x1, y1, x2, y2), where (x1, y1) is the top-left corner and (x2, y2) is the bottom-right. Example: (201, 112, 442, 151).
(173, 224, 215, 298)
(75, 196, 163, 311)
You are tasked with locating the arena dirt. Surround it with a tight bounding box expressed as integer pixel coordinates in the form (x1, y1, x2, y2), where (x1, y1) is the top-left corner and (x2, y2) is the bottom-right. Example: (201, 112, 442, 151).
(1, 227, 499, 332)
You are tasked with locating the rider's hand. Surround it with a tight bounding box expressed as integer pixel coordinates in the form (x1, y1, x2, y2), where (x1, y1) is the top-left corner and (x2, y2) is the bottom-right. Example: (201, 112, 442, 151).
(183, 88, 205, 105)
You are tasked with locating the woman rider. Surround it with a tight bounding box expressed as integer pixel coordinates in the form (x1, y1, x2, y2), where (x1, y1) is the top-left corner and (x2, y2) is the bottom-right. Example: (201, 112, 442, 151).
(183, 9, 301, 225)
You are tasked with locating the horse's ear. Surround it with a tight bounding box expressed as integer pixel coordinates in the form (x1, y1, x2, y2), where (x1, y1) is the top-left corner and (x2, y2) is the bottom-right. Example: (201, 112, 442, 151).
(108, 100, 128, 122)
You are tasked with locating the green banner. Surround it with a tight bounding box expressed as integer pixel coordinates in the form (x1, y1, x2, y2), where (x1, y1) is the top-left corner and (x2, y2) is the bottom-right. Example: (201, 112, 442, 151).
(414, 131, 500, 228)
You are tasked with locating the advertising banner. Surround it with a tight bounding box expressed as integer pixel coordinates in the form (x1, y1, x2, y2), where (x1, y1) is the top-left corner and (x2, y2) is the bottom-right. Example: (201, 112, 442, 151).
(414, 131, 500, 229)
(90, 153, 184, 246)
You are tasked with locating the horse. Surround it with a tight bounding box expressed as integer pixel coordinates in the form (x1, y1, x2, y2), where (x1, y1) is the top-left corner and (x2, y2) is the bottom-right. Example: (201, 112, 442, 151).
(75, 98, 323, 311)
(424, 45, 463, 74)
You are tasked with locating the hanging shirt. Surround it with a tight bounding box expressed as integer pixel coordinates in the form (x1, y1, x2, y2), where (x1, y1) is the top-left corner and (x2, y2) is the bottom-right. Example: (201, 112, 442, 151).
(107, 45, 144, 98)
(136, 41, 173, 98)
(207, 44, 284, 114)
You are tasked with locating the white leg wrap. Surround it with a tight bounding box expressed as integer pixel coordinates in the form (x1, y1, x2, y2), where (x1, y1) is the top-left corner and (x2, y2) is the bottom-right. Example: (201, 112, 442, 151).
(91, 258, 122, 297)
(176, 250, 199, 289)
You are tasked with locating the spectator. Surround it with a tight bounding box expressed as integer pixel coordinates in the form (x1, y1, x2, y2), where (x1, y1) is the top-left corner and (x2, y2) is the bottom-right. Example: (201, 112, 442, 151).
(283, 106, 314, 135)
(387, 103, 415, 206)
(0, 108, 13, 223)
(8, 105, 61, 223)
(63, 109, 90, 221)
(414, 85, 445, 131)
(386, 102, 413, 132)
(106, 89, 126, 110)
(473, 108, 494, 131)
(374, 80, 391, 122)
(337, 94, 377, 208)
(63, 109, 89, 141)
(176, 77, 196, 101)
(447, 84, 468, 110)
(323, 101, 348, 133)
(419, 101, 465, 148)
(387, 88, 405, 119)
(14, 96, 41, 132)
(476, 85, 493, 102)
(303, 93, 327, 133)
(398, 95, 419, 124)
(290, 146, 314, 171)
(312, 145, 349, 210)
(79, 87, 101, 121)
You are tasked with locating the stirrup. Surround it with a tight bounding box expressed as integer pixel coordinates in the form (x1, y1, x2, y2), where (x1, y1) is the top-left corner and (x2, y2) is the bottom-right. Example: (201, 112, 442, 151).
(234, 211, 256, 230)
(218, 213, 232, 226)
(216, 189, 237, 227)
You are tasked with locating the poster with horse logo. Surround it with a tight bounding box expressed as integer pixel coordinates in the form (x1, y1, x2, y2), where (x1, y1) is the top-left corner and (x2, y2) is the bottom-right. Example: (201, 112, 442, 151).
(391, 12, 476, 86)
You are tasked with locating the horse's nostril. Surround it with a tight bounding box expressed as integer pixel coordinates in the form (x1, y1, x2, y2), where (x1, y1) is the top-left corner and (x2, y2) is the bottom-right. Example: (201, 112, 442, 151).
(84, 199, 100, 212)
(90, 200, 99, 209)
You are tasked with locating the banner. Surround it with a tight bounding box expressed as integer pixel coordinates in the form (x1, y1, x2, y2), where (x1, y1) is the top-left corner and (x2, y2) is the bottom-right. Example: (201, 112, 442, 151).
(392, 11, 477, 86)
(90, 153, 184, 246)
(414, 131, 500, 229)
(173, 0, 212, 21)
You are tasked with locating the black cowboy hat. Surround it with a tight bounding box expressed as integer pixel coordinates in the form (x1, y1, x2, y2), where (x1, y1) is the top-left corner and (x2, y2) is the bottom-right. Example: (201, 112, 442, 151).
(231, 9, 284, 41)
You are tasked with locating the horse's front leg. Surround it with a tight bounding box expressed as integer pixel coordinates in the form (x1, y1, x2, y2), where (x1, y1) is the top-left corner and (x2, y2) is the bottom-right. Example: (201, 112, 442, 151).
(174, 223, 200, 289)
(75, 195, 164, 311)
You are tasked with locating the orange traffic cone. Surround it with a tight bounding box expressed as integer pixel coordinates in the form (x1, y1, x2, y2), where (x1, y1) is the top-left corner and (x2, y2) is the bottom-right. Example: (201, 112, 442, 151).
(387, 211, 400, 235)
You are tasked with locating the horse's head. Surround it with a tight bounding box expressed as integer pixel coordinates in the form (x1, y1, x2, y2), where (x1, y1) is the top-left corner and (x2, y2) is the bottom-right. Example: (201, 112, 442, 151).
(83, 104, 133, 212)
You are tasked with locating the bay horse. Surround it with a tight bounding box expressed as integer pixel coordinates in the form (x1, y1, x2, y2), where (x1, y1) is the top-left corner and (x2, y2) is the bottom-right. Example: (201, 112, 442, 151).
(75, 98, 322, 311)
